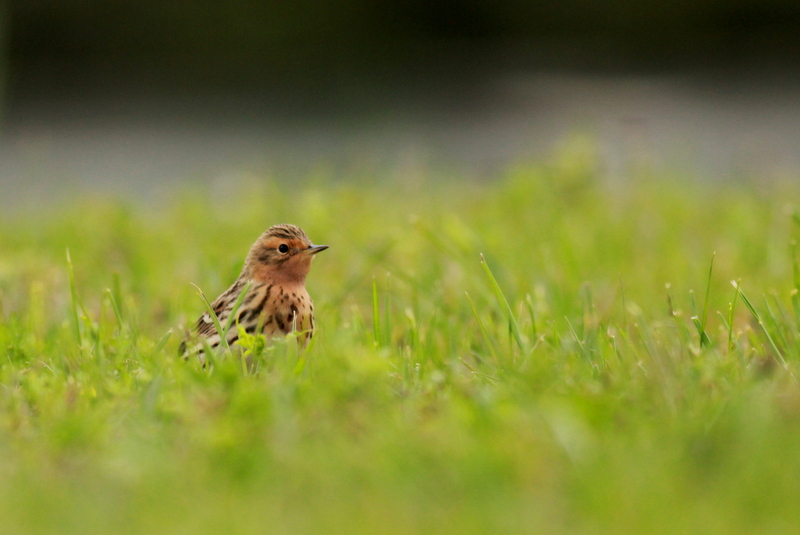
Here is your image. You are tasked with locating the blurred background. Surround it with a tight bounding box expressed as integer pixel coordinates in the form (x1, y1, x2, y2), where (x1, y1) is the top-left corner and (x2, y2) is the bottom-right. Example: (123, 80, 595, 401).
(1, 0, 800, 204)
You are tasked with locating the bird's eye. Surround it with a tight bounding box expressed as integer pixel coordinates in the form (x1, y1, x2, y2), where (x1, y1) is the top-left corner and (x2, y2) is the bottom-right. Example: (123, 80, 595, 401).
(278, 244, 289, 254)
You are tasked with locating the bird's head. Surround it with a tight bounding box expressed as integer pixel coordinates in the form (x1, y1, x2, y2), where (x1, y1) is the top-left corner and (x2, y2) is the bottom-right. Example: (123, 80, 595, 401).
(244, 224, 328, 284)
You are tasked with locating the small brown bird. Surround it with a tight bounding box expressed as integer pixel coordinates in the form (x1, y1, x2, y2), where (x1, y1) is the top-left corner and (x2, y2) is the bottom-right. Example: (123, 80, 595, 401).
(180, 224, 328, 360)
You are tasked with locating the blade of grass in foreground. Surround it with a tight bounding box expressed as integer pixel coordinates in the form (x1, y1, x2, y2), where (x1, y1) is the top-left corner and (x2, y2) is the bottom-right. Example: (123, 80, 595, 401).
(465, 291, 499, 361)
(727, 282, 740, 358)
(792, 242, 800, 322)
(106, 288, 124, 329)
(480, 254, 524, 352)
(112, 272, 125, 322)
(192, 283, 231, 356)
(190, 281, 253, 364)
(692, 252, 715, 347)
(566, 317, 592, 365)
(226, 281, 253, 372)
(153, 329, 173, 354)
(765, 295, 792, 353)
(383, 273, 392, 348)
(372, 277, 381, 347)
(223, 281, 253, 335)
(525, 294, 538, 342)
(732, 281, 786, 367)
(66, 249, 83, 348)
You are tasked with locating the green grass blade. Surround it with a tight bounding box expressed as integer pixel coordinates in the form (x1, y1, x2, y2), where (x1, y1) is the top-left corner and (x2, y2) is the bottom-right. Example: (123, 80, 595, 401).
(372, 277, 381, 347)
(154, 329, 173, 354)
(698, 252, 715, 347)
(728, 280, 740, 356)
(525, 294, 538, 342)
(691, 316, 704, 340)
(192, 283, 231, 356)
(480, 254, 524, 352)
(465, 291, 498, 360)
(566, 317, 591, 364)
(106, 288, 124, 329)
(383, 273, 392, 348)
(764, 296, 791, 355)
(66, 249, 83, 348)
(732, 281, 786, 366)
(792, 242, 800, 322)
(716, 310, 730, 332)
(222, 281, 253, 335)
(112, 272, 125, 322)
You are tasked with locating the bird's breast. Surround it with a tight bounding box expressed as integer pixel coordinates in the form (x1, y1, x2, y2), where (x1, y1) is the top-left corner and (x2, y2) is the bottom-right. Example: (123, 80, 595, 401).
(259, 284, 314, 339)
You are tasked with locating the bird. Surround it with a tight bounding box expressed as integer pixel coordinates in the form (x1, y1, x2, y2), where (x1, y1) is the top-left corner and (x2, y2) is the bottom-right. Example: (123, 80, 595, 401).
(180, 224, 328, 361)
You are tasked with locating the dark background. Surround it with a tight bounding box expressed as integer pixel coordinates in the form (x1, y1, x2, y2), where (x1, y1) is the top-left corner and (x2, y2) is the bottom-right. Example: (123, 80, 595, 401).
(5, 0, 800, 97)
(2, 1, 800, 203)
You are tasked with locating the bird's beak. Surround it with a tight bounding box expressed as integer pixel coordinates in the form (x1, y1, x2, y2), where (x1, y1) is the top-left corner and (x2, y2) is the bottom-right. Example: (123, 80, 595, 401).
(305, 244, 329, 255)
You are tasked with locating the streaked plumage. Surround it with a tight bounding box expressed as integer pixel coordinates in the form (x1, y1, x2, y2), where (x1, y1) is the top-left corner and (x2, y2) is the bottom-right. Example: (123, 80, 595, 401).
(180, 224, 327, 361)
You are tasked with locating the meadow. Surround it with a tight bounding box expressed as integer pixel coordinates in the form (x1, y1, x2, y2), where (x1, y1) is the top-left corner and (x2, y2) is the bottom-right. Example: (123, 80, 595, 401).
(2, 144, 800, 534)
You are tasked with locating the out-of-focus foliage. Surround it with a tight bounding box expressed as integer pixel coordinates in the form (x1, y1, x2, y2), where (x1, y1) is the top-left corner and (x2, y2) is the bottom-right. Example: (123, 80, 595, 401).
(2, 153, 800, 533)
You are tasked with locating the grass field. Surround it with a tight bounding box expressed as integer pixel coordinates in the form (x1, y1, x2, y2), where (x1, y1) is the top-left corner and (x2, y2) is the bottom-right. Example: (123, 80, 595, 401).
(2, 147, 800, 534)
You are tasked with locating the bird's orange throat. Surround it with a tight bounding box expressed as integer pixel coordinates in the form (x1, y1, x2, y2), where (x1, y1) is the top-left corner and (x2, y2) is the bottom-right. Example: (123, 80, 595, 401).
(252, 255, 314, 285)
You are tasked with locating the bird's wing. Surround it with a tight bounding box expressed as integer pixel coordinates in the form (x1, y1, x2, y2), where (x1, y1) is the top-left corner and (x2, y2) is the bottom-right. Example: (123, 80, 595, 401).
(194, 279, 247, 337)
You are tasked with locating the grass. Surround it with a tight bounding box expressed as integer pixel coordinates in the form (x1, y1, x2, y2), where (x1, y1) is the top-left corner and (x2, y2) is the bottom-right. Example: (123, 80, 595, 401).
(2, 148, 800, 533)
